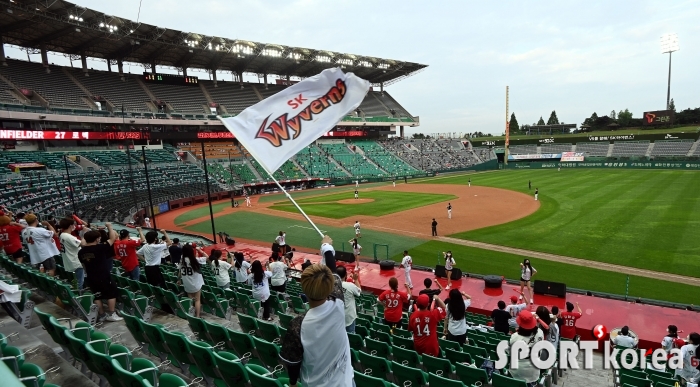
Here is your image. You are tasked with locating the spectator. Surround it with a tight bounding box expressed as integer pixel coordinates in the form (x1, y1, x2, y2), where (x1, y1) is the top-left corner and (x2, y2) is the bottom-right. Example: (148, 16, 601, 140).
(58, 218, 84, 290)
(507, 310, 546, 386)
(491, 300, 511, 335)
(416, 278, 443, 311)
(234, 252, 251, 284)
(114, 228, 145, 281)
(613, 326, 636, 348)
(443, 289, 472, 345)
(337, 265, 361, 333)
(544, 307, 560, 349)
(178, 244, 204, 317)
(661, 325, 685, 354)
(136, 230, 171, 288)
(268, 253, 288, 293)
(676, 333, 700, 383)
(560, 301, 582, 340)
(21, 214, 59, 276)
(168, 238, 183, 265)
(408, 293, 447, 357)
(378, 277, 410, 329)
(319, 235, 337, 272)
(0, 215, 26, 263)
(279, 264, 352, 386)
(78, 226, 123, 322)
(301, 259, 312, 272)
(275, 231, 287, 251)
(506, 292, 530, 328)
(249, 260, 273, 321)
(98, 228, 117, 272)
(160, 236, 172, 263)
(551, 306, 563, 329)
(209, 250, 232, 290)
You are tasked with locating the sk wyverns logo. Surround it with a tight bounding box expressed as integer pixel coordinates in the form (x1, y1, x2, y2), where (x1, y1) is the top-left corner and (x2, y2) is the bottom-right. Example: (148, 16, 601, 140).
(255, 79, 348, 147)
(644, 112, 656, 124)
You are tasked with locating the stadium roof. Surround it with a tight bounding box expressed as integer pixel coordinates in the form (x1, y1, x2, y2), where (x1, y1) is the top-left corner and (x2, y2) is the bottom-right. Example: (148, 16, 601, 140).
(0, 0, 427, 86)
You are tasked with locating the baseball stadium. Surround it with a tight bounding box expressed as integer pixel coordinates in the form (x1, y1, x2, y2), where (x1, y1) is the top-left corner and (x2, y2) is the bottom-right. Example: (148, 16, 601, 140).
(0, 1, 699, 387)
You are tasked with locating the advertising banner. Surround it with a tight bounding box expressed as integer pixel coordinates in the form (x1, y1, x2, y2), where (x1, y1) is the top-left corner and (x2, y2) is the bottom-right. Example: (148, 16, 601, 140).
(560, 152, 585, 162)
(642, 110, 675, 126)
(508, 153, 562, 160)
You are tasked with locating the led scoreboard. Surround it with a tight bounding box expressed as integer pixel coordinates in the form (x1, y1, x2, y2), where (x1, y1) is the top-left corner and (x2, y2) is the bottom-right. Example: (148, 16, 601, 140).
(143, 72, 199, 86)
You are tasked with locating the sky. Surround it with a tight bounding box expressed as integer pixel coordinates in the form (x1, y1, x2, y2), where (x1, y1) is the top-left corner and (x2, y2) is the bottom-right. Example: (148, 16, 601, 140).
(6, 0, 699, 135)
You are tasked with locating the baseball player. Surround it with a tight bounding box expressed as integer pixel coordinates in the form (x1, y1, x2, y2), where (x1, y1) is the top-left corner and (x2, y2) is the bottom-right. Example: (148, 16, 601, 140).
(354, 189, 359, 199)
(468, 178, 471, 187)
(393, 179, 396, 187)
(401, 250, 413, 289)
(354, 221, 361, 238)
(245, 194, 251, 207)
(355, 180, 359, 188)
(447, 203, 452, 219)
(535, 188, 539, 201)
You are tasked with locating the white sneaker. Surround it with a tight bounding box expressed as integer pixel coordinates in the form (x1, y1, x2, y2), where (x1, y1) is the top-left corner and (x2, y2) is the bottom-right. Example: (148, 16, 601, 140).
(445, 286, 450, 289)
(105, 313, 123, 322)
(530, 299, 534, 304)
(519, 295, 523, 300)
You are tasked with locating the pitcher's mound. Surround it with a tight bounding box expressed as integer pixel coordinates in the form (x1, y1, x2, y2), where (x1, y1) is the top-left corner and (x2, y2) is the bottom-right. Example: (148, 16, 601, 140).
(337, 199, 375, 204)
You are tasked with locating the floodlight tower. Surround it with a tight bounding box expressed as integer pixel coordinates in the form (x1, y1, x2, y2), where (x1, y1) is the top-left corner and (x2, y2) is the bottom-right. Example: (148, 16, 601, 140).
(660, 33, 679, 110)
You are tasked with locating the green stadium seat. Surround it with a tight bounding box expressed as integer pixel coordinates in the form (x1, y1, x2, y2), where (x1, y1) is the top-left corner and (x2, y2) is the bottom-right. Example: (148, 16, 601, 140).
(454, 362, 489, 386)
(391, 361, 428, 387)
(391, 345, 422, 369)
(428, 371, 468, 387)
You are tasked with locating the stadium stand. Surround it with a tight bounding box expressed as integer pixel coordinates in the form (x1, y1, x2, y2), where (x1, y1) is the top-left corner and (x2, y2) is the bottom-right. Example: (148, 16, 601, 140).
(69, 68, 152, 113)
(649, 140, 695, 156)
(611, 140, 651, 156)
(350, 140, 418, 176)
(318, 142, 386, 177)
(574, 142, 610, 156)
(294, 145, 349, 179)
(202, 80, 261, 114)
(508, 144, 538, 155)
(471, 146, 497, 161)
(146, 83, 208, 113)
(540, 143, 574, 154)
(0, 59, 85, 108)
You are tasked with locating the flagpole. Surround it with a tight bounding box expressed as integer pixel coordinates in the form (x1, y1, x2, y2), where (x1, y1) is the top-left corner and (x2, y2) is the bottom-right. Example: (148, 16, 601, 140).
(264, 169, 324, 238)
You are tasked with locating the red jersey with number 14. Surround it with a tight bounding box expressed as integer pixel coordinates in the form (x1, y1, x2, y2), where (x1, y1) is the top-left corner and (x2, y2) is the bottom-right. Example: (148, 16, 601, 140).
(408, 307, 447, 357)
(378, 290, 409, 323)
(113, 239, 141, 272)
(560, 311, 582, 339)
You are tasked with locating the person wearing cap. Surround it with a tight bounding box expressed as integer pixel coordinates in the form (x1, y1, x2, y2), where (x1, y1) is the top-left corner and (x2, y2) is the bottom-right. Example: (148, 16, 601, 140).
(319, 235, 337, 273)
(505, 292, 530, 329)
(21, 214, 59, 276)
(408, 293, 447, 357)
(613, 326, 636, 348)
(114, 227, 145, 281)
(508, 310, 547, 386)
(279, 264, 353, 387)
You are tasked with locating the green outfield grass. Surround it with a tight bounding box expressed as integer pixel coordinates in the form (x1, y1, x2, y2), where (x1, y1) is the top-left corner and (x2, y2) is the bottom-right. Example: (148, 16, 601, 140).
(185, 211, 424, 258)
(173, 202, 230, 225)
(268, 190, 456, 219)
(422, 169, 700, 278)
(256, 182, 388, 203)
(390, 240, 698, 305)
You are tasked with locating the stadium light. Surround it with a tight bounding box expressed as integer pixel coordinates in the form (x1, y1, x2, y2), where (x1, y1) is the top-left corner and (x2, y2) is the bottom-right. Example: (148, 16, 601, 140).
(660, 33, 679, 110)
(316, 55, 331, 63)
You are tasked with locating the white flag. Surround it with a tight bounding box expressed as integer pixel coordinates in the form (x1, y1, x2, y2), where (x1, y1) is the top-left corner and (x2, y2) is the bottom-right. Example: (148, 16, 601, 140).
(218, 68, 370, 174)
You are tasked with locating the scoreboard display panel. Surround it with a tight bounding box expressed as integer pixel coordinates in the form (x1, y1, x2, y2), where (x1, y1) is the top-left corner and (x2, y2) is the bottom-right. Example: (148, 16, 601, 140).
(143, 73, 199, 86)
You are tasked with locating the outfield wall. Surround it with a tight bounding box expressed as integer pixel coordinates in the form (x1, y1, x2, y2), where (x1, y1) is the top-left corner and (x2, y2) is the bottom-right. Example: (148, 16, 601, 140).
(505, 160, 700, 170)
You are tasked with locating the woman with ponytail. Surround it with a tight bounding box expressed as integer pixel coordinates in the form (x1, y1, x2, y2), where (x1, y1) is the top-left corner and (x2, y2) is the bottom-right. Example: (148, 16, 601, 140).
(209, 249, 233, 290)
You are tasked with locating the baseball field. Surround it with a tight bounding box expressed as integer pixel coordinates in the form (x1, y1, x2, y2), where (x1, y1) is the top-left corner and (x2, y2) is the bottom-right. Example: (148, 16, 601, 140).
(158, 169, 700, 304)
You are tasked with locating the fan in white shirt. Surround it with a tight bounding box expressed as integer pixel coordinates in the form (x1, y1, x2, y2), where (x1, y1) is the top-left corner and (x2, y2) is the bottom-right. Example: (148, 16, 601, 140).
(676, 333, 700, 383)
(612, 326, 636, 348)
(208, 249, 233, 289)
(233, 252, 251, 283)
(177, 244, 205, 317)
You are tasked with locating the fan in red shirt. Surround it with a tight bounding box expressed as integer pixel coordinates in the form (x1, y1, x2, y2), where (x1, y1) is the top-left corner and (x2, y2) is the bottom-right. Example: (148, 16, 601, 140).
(408, 293, 447, 357)
(0, 215, 26, 262)
(560, 301, 582, 340)
(113, 227, 146, 280)
(378, 277, 410, 329)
